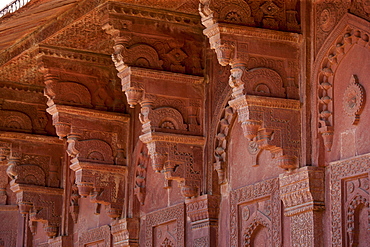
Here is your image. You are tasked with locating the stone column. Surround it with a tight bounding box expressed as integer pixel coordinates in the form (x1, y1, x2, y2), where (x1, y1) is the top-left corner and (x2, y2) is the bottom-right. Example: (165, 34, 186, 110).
(279, 166, 325, 247)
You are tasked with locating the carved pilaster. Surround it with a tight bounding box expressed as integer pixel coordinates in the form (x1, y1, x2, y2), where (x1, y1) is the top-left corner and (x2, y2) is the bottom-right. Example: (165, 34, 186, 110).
(111, 218, 139, 247)
(186, 194, 219, 247)
(279, 166, 325, 246)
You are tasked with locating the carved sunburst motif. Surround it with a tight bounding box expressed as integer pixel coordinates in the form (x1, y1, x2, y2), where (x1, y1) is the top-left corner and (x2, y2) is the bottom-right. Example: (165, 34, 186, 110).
(342, 75, 365, 125)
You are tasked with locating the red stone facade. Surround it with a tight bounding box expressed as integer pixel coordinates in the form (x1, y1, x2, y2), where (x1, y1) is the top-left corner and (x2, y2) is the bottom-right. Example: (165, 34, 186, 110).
(0, 0, 369, 246)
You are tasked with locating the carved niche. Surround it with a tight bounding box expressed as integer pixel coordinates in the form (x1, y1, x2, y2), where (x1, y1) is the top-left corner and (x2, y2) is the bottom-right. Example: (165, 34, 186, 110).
(329, 153, 370, 246)
(315, 14, 370, 153)
(200, 2, 302, 171)
(230, 178, 281, 247)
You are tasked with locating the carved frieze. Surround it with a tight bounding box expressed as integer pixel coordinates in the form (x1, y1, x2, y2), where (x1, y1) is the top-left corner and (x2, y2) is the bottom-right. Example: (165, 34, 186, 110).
(78, 225, 111, 247)
(199, 0, 301, 32)
(186, 194, 220, 227)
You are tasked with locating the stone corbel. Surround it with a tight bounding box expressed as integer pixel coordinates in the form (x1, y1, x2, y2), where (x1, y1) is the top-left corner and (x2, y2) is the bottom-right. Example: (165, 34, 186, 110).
(70, 160, 126, 219)
(102, 16, 132, 80)
(229, 95, 300, 171)
(139, 132, 205, 198)
(186, 194, 219, 226)
(46, 105, 129, 219)
(10, 178, 63, 238)
(279, 166, 325, 215)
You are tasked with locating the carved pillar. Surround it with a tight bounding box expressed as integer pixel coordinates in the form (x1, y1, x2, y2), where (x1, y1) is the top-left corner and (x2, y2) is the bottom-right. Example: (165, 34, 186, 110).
(186, 194, 220, 247)
(279, 166, 325, 246)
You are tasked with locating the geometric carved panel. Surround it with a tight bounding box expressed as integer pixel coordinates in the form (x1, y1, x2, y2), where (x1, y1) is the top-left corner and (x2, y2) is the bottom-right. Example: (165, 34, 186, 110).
(145, 204, 185, 247)
(329, 153, 370, 246)
(78, 225, 111, 247)
(230, 178, 281, 247)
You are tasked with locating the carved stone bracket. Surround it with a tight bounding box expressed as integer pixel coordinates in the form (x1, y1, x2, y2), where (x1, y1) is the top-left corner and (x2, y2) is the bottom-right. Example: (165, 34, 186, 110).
(10, 182, 63, 238)
(229, 95, 301, 170)
(70, 160, 126, 219)
(46, 104, 129, 219)
(140, 132, 205, 198)
(279, 166, 325, 246)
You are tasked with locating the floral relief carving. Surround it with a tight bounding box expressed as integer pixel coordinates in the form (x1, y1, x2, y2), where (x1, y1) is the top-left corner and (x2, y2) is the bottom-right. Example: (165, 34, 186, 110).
(342, 75, 365, 125)
(214, 103, 236, 184)
(134, 143, 150, 205)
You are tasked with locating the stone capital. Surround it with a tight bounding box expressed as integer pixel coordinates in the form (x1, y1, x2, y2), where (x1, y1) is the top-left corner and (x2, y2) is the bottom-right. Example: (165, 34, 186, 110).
(279, 166, 325, 216)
